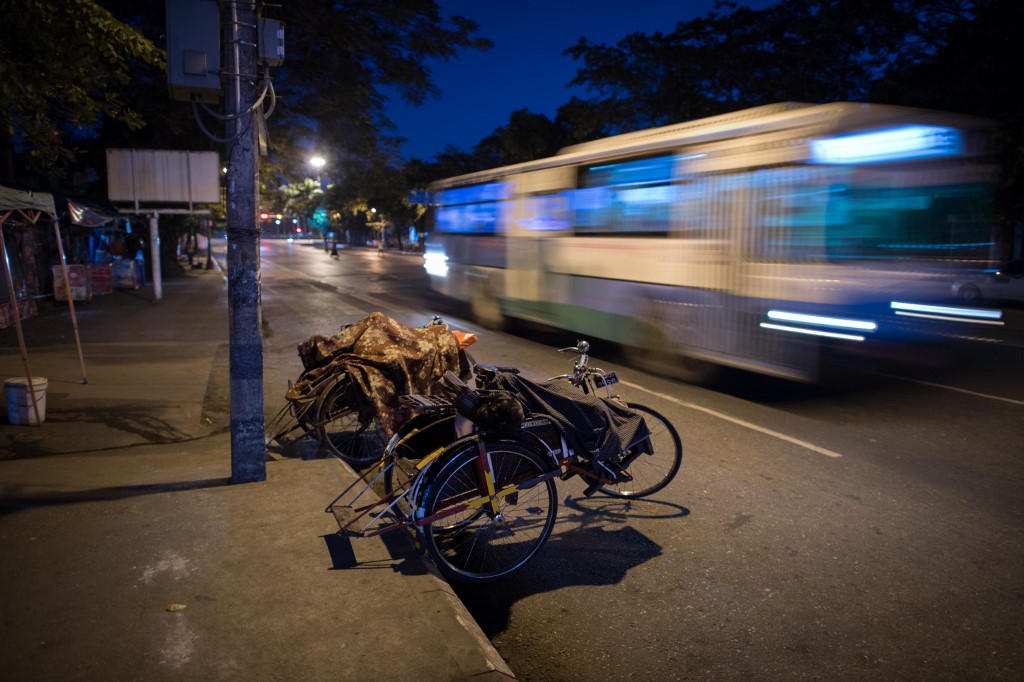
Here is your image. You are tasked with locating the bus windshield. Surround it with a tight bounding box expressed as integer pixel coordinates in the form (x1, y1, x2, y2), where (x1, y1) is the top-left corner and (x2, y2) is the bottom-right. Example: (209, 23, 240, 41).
(750, 166, 994, 263)
(822, 182, 994, 261)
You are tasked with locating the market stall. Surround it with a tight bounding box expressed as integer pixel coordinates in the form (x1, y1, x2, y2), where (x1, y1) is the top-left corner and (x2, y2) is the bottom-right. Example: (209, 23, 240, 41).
(63, 196, 143, 294)
(1, 185, 88, 424)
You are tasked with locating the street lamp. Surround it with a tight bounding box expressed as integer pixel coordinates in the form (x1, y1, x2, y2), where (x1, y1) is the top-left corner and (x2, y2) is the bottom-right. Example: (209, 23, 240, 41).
(370, 207, 385, 254)
(309, 155, 328, 249)
(309, 155, 326, 188)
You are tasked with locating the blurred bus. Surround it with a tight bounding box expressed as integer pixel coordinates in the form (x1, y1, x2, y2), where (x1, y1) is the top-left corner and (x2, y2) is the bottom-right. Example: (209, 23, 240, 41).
(423, 102, 1000, 382)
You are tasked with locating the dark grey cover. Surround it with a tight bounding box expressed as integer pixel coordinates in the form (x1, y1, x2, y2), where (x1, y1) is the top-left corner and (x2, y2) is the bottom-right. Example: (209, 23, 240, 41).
(486, 372, 649, 463)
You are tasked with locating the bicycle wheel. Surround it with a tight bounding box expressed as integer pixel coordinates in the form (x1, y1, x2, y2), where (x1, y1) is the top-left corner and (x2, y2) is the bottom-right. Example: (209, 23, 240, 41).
(420, 441, 557, 583)
(315, 377, 386, 466)
(286, 370, 322, 433)
(382, 413, 458, 500)
(598, 403, 682, 498)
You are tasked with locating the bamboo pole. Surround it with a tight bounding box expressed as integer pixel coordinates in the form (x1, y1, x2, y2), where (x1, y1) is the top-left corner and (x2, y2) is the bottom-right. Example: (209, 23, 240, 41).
(0, 218, 43, 425)
(52, 217, 88, 383)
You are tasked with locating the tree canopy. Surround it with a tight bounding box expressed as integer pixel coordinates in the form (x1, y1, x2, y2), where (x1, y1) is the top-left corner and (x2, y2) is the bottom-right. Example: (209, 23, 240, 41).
(560, 0, 1010, 133)
(2, 0, 1021, 229)
(260, 1, 491, 244)
(266, 0, 491, 181)
(0, 0, 163, 183)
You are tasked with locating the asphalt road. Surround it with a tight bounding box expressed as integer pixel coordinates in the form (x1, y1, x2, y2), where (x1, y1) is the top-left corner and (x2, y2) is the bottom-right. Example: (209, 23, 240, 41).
(259, 240, 1024, 681)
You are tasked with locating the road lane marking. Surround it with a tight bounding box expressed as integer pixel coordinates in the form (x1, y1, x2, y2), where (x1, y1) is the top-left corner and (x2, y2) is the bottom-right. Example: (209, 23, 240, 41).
(881, 374, 1024, 406)
(621, 380, 844, 459)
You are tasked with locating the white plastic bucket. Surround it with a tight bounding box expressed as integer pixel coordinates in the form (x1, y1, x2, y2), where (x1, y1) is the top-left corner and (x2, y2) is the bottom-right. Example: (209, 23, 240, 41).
(5, 377, 48, 425)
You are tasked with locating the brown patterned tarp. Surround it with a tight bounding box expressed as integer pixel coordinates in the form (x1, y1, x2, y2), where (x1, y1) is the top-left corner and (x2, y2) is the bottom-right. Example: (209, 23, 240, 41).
(286, 312, 460, 435)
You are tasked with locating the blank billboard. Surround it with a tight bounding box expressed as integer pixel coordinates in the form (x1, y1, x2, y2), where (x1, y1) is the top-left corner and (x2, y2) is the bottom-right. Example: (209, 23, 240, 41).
(107, 149, 221, 205)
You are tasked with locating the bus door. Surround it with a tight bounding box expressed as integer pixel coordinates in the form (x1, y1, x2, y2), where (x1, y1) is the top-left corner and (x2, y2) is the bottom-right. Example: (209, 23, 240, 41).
(661, 169, 816, 380)
(704, 173, 752, 362)
(731, 167, 825, 380)
(504, 170, 573, 322)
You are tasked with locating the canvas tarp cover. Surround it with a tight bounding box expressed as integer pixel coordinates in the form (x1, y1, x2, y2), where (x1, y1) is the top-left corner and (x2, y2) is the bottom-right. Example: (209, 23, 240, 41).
(486, 372, 649, 464)
(0, 185, 56, 215)
(287, 312, 460, 434)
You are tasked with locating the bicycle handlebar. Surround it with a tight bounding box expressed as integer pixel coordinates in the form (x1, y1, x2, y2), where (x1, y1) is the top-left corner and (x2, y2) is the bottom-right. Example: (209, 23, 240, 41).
(475, 339, 600, 389)
(558, 340, 590, 355)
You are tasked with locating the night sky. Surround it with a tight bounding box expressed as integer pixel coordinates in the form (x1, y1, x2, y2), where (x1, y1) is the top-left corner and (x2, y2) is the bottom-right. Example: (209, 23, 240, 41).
(386, 0, 776, 160)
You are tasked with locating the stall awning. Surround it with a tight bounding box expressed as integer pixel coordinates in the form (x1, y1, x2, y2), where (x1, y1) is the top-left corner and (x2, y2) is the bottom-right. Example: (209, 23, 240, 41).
(65, 197, 120, 227)
(0, 185, 56, 217)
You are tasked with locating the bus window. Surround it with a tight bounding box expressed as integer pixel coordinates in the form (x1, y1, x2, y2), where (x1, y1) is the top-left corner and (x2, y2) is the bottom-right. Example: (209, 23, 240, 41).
(575, 155, 675, 235)
(520, 192, 571, 232)
(824, 182, 994, 261)
(752, 168, 830, 262)
(676, 175, 738, 240)
(746, 166, 995, 262)
(435, 203, 500, 234)
(434, 182, 511, 234)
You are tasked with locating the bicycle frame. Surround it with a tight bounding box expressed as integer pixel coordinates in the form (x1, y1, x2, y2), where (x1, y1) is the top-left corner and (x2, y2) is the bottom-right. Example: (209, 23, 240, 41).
(326, 425, 563, 538)
(325, 337, 682, 583)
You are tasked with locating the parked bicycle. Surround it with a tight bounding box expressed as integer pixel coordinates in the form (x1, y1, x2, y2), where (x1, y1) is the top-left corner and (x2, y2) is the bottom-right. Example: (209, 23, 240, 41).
(327, 339, 682, 583)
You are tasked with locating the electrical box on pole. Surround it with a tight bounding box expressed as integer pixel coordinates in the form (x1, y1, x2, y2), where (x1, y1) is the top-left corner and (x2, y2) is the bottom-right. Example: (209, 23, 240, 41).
(258, 18, 285, 66)
(166, 0, 221, 102)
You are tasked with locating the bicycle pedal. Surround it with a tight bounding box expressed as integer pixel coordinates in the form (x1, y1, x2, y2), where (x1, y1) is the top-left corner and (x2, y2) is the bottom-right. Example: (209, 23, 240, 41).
(592, 460, 632, 485)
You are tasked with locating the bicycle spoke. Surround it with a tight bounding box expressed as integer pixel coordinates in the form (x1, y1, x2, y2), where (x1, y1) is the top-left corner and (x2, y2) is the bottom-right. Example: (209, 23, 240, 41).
(423, 443, 557, 583)
(316, 379, 386, 466)
(598, 403, 682, 498)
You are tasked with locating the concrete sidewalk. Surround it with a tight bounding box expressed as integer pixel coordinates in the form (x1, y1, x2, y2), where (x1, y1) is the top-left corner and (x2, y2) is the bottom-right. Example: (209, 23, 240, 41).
(0, 267, 513, 680)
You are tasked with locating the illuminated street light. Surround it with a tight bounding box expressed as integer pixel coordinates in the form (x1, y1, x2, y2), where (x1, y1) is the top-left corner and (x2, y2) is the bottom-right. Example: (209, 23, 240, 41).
(370, 207, 385, 253)
(310, 155, 326, 188)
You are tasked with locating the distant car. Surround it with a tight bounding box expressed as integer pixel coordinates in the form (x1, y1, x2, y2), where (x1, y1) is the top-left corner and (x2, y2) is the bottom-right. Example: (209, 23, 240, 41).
(953, 259, 1024, 305)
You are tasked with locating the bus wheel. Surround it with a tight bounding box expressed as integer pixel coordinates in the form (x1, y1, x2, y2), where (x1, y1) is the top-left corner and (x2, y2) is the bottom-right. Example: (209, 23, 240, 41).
(673, 353, 720, 385)
(623, 315, 719, 385)
(471, 288, 506, 330)
(958, 284, 982, 304)
(624, 342, 719, 385)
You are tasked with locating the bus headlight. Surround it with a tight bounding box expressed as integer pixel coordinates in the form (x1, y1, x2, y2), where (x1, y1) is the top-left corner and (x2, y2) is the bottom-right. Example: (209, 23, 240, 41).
(423, 251, 449, 278)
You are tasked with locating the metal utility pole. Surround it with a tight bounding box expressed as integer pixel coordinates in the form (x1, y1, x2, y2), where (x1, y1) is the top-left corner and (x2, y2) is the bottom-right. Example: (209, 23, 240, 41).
(148, 213, 163, 301)
(223, 0, 266, 483)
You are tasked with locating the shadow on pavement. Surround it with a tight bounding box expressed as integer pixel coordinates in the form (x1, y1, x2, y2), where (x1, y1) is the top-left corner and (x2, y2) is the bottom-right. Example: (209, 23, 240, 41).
(440, 494, 690, 638)
(453, 522, 664, 637)
(0, 477, 233, 516)
(322, 531, 431, 577)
